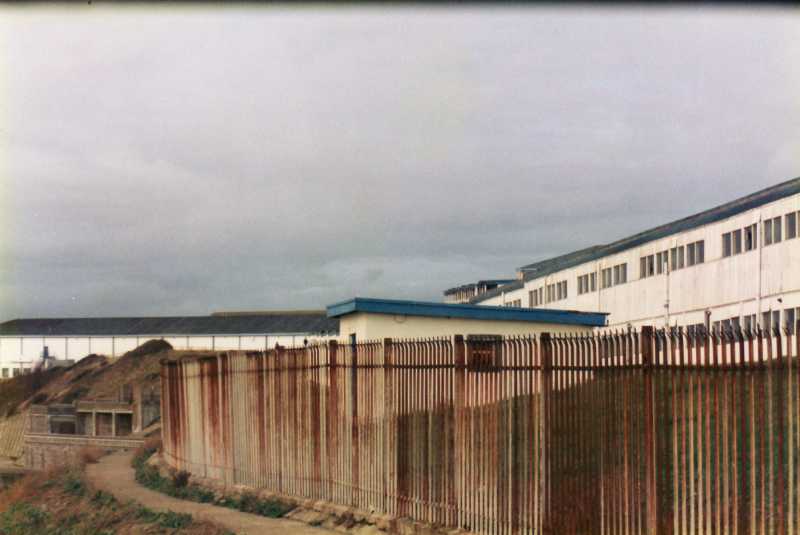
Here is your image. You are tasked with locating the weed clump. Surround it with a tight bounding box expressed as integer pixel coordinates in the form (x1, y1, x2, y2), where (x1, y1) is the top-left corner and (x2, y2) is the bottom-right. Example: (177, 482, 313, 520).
(132, 447, 294, 518)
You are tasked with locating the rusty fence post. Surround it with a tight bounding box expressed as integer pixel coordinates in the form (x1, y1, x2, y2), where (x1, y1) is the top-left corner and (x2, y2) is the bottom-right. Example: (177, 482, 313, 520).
(641, 326, 658, 534)
(383, 338, 394, 517)
(351, 338, 359, 507)
(540, 332, 553, 533)
(327, 340, 338, 503)
(453, 335, 466, 529)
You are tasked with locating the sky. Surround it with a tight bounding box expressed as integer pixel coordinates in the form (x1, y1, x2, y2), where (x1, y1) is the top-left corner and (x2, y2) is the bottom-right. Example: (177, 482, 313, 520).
(1, 5, 799, 320)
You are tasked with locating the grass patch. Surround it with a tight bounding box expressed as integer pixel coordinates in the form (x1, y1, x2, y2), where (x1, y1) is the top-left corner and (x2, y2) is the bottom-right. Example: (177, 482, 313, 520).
(132, 445, 294, 519)
(0, 462, 228, 534)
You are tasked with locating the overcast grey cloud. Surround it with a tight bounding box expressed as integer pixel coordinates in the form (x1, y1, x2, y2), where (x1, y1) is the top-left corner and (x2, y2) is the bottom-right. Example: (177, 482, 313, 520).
(1, 6, 799, 319)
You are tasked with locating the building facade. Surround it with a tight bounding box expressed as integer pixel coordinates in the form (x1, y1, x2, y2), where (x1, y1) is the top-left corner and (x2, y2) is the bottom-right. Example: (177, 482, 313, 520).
(469, 177, 800, 332)
(0, 312, 339, 379)
(443, 279, 515, 304)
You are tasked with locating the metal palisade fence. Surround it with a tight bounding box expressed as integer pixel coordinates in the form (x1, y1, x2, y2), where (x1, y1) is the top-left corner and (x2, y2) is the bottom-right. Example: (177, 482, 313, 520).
(161, 322, 800, 535)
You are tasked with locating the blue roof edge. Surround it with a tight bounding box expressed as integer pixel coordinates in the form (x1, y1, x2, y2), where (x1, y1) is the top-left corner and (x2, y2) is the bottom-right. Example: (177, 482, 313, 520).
(326, 297, 608, 327)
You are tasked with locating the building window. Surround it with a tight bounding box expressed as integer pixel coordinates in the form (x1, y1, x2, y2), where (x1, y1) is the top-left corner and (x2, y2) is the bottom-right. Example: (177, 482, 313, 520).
(773, 216, 782, 243)
(590, 272, 596, 292)
(618, 263, 627, 284)
(762, 311, 772, 332)
(721, 319, 732, 335)
(772, 310, 781, 333)
(722, 232, 732, 257)
(685, 240, 705, 266)
(12, 368, 20, 378)
(640, 256, 655, 278)
(1, 368, 8, 379)
(787, 212, 798, 240)
(601, 268, 612, 289)
(578, 274, 594, 295)
(655, 251, 668, 274)
(744, 314, 756, 332)
(561, 280, 567, 300)
(787, 308, 796, 334)
(764, 219, 772, 246)
(529, 290, 537, 307)
(744, 224, 757, 251)
(670, 246, 684, 270)
(732, 229, 742, 255)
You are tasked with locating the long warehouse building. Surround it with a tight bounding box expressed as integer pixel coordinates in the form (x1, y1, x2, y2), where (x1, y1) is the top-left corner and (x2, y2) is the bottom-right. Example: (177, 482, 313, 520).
(459, 176, 800, 333)
(0, 311, 338, 378)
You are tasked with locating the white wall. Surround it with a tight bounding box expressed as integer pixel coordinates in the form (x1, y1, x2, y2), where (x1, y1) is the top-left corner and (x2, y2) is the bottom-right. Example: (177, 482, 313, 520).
(483, 191, 800, 329)
(0, 333, 338, 376)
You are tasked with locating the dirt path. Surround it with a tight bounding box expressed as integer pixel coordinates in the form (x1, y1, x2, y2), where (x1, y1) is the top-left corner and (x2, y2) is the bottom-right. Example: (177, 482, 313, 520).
(86, 451, 334, 535)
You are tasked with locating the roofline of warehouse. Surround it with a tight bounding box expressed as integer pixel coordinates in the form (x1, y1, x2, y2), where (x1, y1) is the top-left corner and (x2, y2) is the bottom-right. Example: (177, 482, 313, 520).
(471, 176, 800, 304)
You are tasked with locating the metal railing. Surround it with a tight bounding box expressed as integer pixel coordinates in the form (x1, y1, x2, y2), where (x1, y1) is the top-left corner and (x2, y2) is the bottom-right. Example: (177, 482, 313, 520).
(161, 321, 800, 534)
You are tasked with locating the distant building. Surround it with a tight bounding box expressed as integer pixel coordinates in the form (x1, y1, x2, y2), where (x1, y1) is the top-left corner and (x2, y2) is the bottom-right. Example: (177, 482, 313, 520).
(0, 311, 339, 379)
(443, 279, 515, 304)
(464, 176, 800, 332)
(327, 297, 606, 340)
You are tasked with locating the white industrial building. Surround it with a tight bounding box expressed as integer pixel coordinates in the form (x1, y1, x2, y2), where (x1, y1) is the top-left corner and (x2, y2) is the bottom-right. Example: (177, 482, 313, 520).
(0, 311, 338, 379)
(455, 177, 800, 333)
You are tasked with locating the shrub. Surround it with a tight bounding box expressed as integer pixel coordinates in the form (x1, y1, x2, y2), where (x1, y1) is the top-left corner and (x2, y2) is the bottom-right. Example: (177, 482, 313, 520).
(173, 470, 190, 488)
(62, 473, 85, 497)
(132, 455, 293, 518)
(157, 511, 193, 529)
(0, 502, 49, 535)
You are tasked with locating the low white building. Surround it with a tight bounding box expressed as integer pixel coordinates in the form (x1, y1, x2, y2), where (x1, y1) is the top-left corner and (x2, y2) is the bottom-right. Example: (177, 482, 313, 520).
(468, 177, 800, 333)
(0, 311, 339, 379)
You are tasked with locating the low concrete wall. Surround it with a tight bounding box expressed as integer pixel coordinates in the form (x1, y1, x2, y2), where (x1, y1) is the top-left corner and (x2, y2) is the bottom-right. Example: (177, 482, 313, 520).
(24, 433, 144, 470)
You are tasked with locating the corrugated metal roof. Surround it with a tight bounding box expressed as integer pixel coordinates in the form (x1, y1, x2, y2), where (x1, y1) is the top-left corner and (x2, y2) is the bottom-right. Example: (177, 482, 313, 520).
(327, 297, 607, 327)
(472, 176, 800, 303)
(0, 313, 339, 336)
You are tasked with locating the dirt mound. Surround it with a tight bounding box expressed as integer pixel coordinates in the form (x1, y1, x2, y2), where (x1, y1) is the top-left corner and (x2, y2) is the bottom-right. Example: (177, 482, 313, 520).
(0, 368, 65, 418)
(80, 339, 173, 400)
(15, 355, 111, 410)
(2, 340, 175, 418)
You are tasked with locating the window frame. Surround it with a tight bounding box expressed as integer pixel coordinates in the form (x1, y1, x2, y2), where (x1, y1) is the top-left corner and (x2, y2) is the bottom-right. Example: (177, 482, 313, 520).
(764, 219, 773, 246)
(744, 224, 757, 251)
(786, 212, 797, 240)
(732, 229, 742, 255)
(722, 232, 732, 257)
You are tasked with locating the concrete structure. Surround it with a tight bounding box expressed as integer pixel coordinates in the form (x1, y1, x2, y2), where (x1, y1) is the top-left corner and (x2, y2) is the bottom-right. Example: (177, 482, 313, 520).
(0, 311, 339, 378)
(327, 297, 607, 341)
(443, 279, 515, 304)
(27, 383, 159, 438)
(469, 177, 800, 332)
(23, 382, 160, 469)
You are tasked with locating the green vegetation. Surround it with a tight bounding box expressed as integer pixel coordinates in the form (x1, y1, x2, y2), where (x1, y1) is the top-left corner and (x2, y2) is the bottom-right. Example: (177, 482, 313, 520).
(132, 443, 294, 519)
(0, 464, 229, 535)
